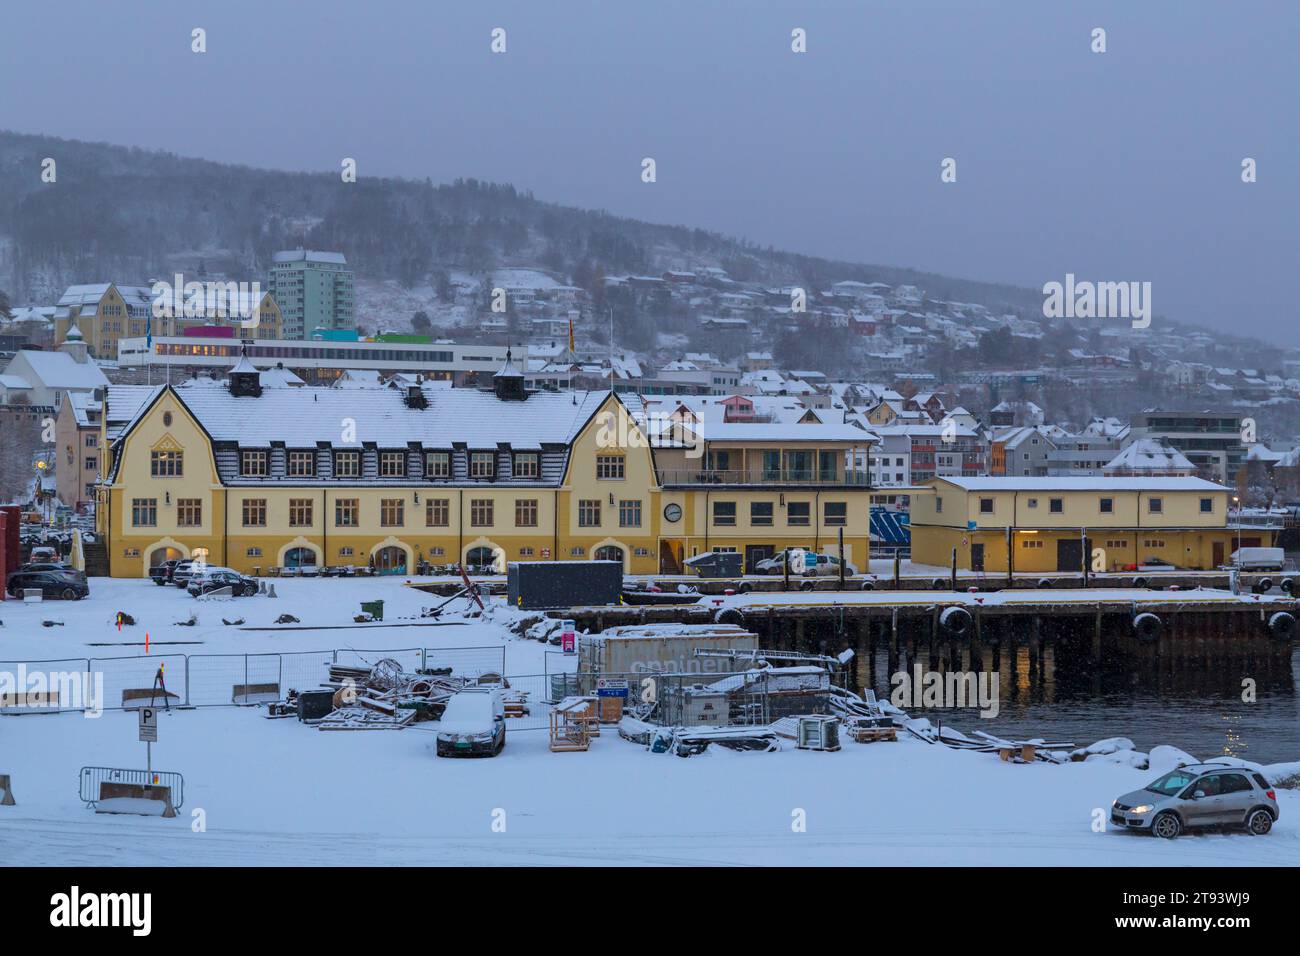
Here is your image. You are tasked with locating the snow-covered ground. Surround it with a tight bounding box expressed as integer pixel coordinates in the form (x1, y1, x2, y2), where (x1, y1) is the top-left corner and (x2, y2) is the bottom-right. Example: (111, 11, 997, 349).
(2, 577, 1297, 866)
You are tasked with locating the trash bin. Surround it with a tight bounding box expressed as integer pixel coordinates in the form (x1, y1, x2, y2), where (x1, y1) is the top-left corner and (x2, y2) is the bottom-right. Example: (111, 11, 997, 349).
(360, 599, 384, 621)
(683, 551, 744, 578)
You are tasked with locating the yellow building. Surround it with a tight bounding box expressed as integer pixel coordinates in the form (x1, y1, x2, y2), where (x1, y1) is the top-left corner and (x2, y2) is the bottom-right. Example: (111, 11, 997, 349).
(54, 281, 283, 361)
(910, 476, 1258, 574)
(95, 356, 879, 577)
(651, 420, 876, 573)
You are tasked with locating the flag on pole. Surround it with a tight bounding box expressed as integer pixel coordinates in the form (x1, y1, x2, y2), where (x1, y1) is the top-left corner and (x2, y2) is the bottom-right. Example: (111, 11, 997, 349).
(567, 317, 575, 354)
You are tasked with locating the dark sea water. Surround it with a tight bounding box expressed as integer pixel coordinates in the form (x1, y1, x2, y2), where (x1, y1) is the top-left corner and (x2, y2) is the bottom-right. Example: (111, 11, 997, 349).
(860, 646, 1300, 766)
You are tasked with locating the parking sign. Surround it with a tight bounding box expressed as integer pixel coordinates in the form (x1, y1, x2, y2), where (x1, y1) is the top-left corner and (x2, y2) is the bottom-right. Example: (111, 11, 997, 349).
(138, 707, 159, 743)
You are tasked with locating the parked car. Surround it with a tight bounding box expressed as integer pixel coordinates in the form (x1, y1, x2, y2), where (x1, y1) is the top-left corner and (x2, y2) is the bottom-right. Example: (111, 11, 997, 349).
(149, 559, 182, 585)
(171, 559, 201, 588)
(794, 551, 859, 577)
(1112, 764, 1279, 839)
(28, 545, 59, 563)
(6, 568, 90, 600)
(435, 688, 506, 757)
(1121, 558, 1178, 572)
(187, 568, 258, 597)
(755, 547, 816, 574)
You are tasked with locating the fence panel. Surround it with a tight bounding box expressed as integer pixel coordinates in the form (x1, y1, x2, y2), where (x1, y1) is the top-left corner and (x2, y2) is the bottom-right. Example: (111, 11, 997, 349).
(79, 766, 185, 809)
(501, 673, 552, 731)
(89, 654, 188, 710)
(334, 647, 423, 673)
(0, 658, 93, 714)
(422, 645, 506, 678)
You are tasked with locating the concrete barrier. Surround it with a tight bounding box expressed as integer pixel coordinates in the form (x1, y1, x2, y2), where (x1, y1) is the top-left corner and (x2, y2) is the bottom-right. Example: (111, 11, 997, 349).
(22, 588, 42, 603)
(231, 682, 280, 704)
(121, 688, 181, 709)
(96, 781, 177, 817)
(0, 773, 14, 806)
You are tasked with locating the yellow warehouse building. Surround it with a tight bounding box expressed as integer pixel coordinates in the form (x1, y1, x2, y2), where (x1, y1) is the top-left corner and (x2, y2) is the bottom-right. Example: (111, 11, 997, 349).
(910, 476, 1265, 574)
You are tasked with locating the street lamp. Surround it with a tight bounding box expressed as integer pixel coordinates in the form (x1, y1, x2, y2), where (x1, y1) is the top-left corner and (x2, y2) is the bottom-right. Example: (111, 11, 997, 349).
(1233, 495, 1241, 556)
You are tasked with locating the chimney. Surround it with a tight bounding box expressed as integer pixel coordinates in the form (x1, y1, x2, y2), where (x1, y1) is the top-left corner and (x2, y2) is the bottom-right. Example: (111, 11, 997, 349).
(404, 383, 428, 409)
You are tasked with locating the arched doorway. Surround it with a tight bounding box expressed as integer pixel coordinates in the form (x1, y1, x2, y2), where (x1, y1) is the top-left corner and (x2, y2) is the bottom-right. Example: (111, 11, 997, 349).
(149, 545, 184, 568)
(594, 545, 625, 565)
(465, 545, 502, 573)
(373, 545, 407, 573)
(284, 547, 318, 569)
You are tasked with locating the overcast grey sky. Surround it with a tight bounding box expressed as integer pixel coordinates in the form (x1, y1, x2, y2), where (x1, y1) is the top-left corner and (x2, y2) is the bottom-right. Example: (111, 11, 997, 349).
(2, 1, 1296, 341)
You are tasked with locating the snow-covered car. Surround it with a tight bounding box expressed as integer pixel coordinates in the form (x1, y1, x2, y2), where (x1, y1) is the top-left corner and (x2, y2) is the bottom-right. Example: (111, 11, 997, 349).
(187, 568, 258, 597)
(435, 688, 506, 757)
(1111, 764, 1279, 839)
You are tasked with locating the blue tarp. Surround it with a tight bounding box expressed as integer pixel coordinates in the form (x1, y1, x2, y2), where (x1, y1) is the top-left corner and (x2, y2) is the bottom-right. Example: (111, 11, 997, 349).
(870, 508, 910, 545)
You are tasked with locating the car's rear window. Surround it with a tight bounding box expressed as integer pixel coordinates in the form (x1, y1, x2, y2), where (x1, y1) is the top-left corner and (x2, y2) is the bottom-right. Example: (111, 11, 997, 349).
(1252, 773, 1272, 790)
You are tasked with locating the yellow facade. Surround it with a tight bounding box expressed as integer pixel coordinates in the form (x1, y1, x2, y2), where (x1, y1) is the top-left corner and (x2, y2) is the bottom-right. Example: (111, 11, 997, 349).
(97, 385, 878, 577)
(56, 284, 284, 360)
(910, 477, 1257, 573)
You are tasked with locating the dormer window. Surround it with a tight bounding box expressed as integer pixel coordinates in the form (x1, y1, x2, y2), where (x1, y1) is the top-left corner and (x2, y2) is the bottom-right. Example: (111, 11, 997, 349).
(470, 452, 495, 479)
(334, 450, 360, 478)
(287, 450, 316, 477)
(425, 451, 450, 479)
(240, 449, 267, 477)
(514, 452, 539, 478)
(379, 450, 407, 478)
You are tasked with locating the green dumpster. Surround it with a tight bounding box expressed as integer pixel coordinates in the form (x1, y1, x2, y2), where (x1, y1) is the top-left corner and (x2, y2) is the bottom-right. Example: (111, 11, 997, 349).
(360, 599, 384, 622)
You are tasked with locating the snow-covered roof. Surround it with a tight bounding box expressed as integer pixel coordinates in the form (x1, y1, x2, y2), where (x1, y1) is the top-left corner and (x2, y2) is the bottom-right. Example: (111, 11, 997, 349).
(1104, 439, 1195, 474)
(931, 476, 1226, 493)
(691, 422, 875, 444)
(112, 379, 637, 451)
(5, 349, 109, 390)
(273, 249, 348, 265)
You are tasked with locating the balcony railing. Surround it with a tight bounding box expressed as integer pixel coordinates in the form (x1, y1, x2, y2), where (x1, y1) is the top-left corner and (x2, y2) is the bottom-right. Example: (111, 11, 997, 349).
(657, 469, 872, 487)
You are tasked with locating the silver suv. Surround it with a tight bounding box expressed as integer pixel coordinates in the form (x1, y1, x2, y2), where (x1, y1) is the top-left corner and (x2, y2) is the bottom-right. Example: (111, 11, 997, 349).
(1112, 764, 1279, 839)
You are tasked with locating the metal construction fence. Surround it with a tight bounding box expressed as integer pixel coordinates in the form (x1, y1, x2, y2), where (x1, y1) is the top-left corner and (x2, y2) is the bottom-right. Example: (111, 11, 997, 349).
(0, 645, 507, 715)
(79, 766, 186, 810)
(4, 652, 807, 736)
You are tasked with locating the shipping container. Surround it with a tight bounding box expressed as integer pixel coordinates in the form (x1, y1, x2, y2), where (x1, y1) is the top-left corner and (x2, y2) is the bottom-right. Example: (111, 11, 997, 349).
(506, 560, 623, 609)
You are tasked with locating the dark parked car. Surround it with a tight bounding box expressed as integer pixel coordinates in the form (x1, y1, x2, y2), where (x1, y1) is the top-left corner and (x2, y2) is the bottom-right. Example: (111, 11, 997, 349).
(187, 568, 259, 597)
(149, 559, 181, 585)
(7, 569, 90, 600)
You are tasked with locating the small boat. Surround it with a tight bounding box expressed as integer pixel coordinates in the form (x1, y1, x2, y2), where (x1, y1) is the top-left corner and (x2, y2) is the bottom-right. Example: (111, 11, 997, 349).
(620, 589, 702, 606)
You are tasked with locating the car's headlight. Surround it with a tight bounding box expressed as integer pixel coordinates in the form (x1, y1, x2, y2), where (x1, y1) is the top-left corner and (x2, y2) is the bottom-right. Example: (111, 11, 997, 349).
(1130, 805, 1152, 814)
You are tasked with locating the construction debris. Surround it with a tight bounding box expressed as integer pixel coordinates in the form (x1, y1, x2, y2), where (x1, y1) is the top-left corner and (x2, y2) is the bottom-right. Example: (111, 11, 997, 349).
(221, 617, 245, 626)
(274, 613, 299, 624)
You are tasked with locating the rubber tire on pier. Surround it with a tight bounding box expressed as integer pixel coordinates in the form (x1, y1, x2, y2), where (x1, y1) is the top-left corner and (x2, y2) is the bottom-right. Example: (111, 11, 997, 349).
(799, 580, 815, 592)
(930, 578, 947, 590)
(1280, 578, 1295, 595)
(714, 607, 745, 627)
(737, 582, 753, 593)
(860, 580, 874, 591)
(1267, 611, 1295, 642)
(1132, 611, 1162, 642)
(1132, 576, 1149, 589)
(939, 605, 972, 637)
(1253, 577, 1273, 594)
(1037, 578, 1054, 589)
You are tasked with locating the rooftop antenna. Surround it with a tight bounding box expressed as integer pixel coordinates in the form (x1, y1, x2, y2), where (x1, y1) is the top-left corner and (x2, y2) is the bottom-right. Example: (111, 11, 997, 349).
(608, 306, 615, 395)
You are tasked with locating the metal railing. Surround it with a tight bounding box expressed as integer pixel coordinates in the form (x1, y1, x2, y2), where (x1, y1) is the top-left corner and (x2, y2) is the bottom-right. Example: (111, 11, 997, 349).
(658, 469, 871, 487)
(79, 766, 186, 809)
(1, 645, 508, 714)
